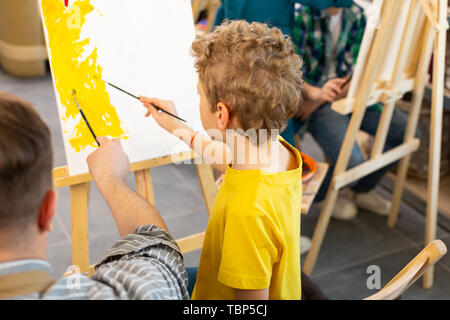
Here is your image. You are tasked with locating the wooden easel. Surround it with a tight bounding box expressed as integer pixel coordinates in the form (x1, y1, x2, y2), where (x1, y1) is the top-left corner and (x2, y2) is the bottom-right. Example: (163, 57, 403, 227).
(192, 0, 221, 33)
(303, 0, 448, 290)
(56, 151, 329, 276)
(53, 151, 218, 276)
(53, 2, 223, 277)
(54, 0, 331, 278)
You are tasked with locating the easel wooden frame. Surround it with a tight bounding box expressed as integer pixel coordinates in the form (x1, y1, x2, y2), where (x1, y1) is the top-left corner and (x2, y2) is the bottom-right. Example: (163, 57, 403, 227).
(56, 152, 329, 276)
(54, 0, 332, 278)
(192, 0, 221, 33)
(56, 154, 329, 276)
(303, 0, 448, 290)
(49, 1, 222, 277)
(53, 151, 218, 276)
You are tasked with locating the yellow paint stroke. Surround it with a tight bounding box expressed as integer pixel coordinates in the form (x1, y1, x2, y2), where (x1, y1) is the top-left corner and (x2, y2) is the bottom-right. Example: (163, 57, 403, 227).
(41, 0, 127, 152)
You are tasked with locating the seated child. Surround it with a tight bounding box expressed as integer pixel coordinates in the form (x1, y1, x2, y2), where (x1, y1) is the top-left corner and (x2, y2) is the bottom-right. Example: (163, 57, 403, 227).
(139, 20, 304, 299)
(281, 3, 412, 220)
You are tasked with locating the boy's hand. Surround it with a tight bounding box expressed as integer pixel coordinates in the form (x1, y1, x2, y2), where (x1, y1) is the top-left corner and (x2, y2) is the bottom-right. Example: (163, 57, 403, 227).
(320, 78, 347, 102)
(139, 96, 183, 133)
(87, 136, 130, 187)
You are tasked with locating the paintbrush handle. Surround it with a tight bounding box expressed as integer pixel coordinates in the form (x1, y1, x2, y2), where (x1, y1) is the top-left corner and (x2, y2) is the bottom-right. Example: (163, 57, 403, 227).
(81, 110, 100, 147)
(105, 81, 187, 123)
(155, 107, 187, 123)
(107, 82, 140, 100)
(74, 97, 100, 147)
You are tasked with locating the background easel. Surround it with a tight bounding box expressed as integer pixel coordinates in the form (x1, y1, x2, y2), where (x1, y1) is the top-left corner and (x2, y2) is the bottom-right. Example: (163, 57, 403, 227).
(54, 151, 218, 276)
(303, 0, 448, 290)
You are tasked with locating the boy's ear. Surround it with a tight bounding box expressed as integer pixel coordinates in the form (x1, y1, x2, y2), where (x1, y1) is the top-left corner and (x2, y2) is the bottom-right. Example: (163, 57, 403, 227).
(37, 189, 57, 233)
(215, 101, 231, 130)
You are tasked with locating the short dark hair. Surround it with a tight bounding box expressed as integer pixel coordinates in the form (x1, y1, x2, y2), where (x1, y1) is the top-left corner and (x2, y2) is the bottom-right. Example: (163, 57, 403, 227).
(0, 92, 53, 231)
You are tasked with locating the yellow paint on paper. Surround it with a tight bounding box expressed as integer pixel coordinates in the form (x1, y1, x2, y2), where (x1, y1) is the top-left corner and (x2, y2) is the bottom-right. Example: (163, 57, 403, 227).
(41, 0, 127, 152)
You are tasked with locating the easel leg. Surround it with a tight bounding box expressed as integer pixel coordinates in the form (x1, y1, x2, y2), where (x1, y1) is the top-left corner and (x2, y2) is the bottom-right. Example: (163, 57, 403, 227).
(304, 1, 400, 275)
(70, 182, 90, 275)
(388, 12, 435, 228)
(205, 0, 221, 33)
(423, 0, 446, 289)
(388, 155, 412, 227)
(304, 111, 376, 275)
(191, 0, 203, 22)
(195, 163, 217, 216)
(135, 169, 155, 206)
(388, 77, 429, 227)
(303, 187, 339, 275)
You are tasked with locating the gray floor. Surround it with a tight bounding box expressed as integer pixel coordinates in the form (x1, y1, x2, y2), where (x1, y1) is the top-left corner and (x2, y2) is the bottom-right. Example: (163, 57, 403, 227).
(1, 67, 449, 300)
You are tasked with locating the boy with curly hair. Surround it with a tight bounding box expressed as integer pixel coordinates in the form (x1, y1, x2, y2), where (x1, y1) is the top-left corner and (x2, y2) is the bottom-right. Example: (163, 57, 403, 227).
(140, 20, 304, 299)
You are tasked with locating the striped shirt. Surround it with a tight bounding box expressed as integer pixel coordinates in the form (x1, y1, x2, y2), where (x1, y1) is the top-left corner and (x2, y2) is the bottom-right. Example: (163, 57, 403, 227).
(0, 225, 189, 300)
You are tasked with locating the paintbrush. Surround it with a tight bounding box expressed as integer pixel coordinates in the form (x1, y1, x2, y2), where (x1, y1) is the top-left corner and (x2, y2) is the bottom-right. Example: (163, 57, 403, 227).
(72, 89, 100, 147)
(93, 76, 187, 123)
(340, 72, 353, 89)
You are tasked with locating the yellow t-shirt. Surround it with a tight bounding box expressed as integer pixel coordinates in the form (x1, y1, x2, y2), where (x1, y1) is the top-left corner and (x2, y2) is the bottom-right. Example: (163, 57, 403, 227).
(191, 138, 303, 300)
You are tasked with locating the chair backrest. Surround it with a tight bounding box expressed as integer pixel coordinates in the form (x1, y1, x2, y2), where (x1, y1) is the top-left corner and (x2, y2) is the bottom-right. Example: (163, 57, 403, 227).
(365, 240, 447, 300)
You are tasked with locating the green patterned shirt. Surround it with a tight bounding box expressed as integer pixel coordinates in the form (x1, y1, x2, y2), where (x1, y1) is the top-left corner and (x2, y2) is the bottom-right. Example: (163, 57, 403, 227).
(293, 4, 366, 87)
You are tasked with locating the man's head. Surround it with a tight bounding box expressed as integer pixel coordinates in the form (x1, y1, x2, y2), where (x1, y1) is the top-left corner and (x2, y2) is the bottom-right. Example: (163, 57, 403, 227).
(0, 92, 56, 253)
(191, 20, 303, 143)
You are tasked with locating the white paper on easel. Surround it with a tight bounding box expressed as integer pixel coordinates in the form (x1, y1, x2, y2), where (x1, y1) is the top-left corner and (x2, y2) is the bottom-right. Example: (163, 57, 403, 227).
(341, 0, 382, 114)
(335, 0, 430, 115)
(40, 0, 202, 175)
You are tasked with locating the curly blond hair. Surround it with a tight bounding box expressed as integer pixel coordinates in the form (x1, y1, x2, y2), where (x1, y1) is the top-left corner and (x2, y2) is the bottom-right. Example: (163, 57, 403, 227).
(191, 20, 303, 140)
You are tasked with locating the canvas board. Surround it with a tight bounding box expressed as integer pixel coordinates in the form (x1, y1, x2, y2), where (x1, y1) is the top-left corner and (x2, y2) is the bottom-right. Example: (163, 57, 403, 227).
(40, 0, 202, 175)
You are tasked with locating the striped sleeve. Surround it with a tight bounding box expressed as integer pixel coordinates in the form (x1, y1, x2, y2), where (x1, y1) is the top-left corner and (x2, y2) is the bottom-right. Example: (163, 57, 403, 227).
(89, 225, 189, 300)
(26, 225, 188, 300)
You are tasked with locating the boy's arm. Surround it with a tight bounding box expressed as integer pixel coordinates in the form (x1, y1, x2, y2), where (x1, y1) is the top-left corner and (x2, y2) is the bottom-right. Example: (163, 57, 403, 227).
(234, 288, 269, 300)
(87, 137, 169, 237)
(139, 97, 230, 173)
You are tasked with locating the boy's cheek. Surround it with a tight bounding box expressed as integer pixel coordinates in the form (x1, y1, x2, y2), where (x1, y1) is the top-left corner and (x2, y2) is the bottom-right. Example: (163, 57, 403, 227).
(201, 115, 221, 139)
(199, 102, 216, 131)
(200, 113, 226, 142)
